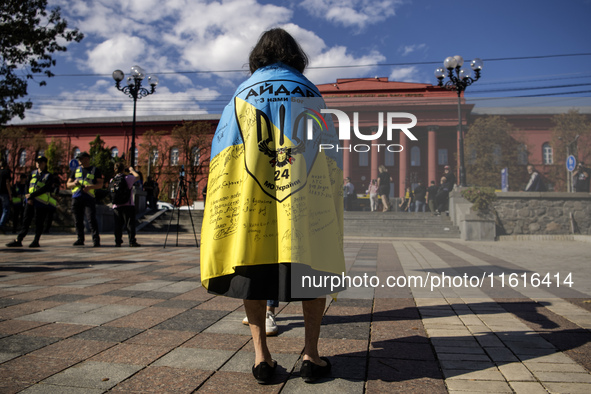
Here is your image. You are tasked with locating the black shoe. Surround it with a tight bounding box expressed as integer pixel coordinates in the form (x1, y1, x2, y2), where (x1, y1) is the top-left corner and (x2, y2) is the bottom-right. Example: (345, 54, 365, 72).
(93, 242, 101, 248)
(73, 240, 84, 246)
(129, 242, 141, 247)
(115, 243, 122, 247)
(6, 240, 22, 247)
(300, 357, 331, 383)
(29, 241, 40, 248)
(252, 360, 277, 384)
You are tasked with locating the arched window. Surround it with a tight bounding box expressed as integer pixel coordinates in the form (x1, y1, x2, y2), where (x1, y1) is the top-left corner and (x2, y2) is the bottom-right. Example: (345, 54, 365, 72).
(384, 150, 394, 167)
(18, 150, 27, 167)
(111, 147, 119, 158)
(410, 146, 420, 167)
(170, 148, 179, 166)
(358, 150, 368, 166)
(73, 148, 80, 160)
(191, 147, 200, 167)
(151, 149, 159, 165)
(438, 149, 448, 165)
(134, 148, 139, 163)
(3, 149, 9, 162)
(542, 143, 553, 165)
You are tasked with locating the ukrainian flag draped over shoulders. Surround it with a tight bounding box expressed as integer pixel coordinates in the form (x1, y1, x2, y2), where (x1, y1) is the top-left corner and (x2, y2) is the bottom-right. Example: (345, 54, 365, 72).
(200, 63, 345, 290)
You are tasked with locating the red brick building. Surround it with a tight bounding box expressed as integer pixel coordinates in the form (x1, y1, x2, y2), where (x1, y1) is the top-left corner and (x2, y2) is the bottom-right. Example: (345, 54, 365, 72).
(6, 78, 589, 199)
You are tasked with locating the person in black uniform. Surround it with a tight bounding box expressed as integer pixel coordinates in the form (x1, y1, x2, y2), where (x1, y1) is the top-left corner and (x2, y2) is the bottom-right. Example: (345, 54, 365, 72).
(6, 156, 54, 248)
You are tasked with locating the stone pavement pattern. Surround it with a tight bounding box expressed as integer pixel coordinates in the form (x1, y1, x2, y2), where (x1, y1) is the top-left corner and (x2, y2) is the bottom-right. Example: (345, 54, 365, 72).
(0, 234, 590, 393)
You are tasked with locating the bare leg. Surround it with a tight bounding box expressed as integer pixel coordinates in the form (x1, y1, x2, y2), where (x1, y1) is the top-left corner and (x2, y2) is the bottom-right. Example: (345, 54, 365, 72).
(244, 299, 273, 366)
(302, 296, 327, 366)
(381, 195, 389, 211)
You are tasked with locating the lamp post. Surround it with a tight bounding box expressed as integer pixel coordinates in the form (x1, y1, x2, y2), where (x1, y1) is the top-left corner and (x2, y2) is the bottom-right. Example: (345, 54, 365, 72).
(112, 66, 159, 167)
(435, 56, 483, 187)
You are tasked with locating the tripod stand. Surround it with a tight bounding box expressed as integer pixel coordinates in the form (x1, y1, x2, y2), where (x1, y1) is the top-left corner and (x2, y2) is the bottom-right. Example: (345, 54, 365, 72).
(164, 172, 200, 248)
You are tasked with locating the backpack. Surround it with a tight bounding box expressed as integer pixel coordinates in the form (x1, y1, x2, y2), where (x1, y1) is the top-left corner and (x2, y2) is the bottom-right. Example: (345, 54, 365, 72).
(110, 174, 131, 205)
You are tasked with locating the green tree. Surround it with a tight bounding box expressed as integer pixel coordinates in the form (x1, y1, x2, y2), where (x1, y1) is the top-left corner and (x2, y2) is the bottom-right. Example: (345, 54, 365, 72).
(45, 137, 66, 175)
(88, 135, 115, 185)
(464, 116, 526, 190)
(547, 110, 591, 191)
(0, 0, 84, 124)
(170, 121, 212, 201)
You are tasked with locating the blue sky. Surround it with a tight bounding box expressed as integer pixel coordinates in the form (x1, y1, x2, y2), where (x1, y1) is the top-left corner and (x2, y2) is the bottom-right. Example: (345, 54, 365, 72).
(11, 0, 591, 124)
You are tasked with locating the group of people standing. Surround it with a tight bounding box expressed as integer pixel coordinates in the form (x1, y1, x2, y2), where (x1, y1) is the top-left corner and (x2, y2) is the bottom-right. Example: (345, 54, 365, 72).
(363, 165, 456, 215)
(3, 151, 144, 248)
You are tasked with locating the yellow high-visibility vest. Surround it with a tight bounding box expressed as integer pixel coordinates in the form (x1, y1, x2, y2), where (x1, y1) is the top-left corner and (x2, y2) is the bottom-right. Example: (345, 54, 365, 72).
(72, 167, 96, 197)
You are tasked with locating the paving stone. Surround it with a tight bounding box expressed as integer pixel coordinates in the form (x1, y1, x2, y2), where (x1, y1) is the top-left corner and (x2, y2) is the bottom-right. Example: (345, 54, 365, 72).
(446, 379, 513, 392)
(0, 355, 77, 384)
(124, 329, 195, 347)
(18, 384, 105, 393)
(533, 371, 591, 383)
(41, 294, 91, 303)
(109, 366, 211, 393)
(0, 335, 58, 355)
(90, 343, 170, 365)
(152, 348, 234, 370)
(508, 381, 549, 394)
(182, 332, 251, 352)
(199, 370, 287, 392)
(542, 382, 591, 394)
(153, 309, 229, 332)
(72, 326, 144, 342)
(283, 375, 365, 393)
(41, 361, 142, 390)
(220, 350, 298, 375)
(29, 338, 115, 361)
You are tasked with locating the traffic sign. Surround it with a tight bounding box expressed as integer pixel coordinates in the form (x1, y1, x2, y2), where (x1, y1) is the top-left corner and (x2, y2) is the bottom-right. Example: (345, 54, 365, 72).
(566, 155, 577, 172)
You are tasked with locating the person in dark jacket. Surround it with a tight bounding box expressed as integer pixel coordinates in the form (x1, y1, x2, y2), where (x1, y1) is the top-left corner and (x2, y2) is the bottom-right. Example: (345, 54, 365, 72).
(6, 156, 54, 248)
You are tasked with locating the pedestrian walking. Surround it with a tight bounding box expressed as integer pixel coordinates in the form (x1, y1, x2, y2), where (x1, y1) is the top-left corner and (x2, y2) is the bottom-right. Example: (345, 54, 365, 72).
(377, 165, 391, 212)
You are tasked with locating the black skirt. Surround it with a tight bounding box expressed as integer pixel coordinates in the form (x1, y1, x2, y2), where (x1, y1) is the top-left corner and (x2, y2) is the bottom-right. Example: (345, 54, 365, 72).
(206, 263, 345, 301)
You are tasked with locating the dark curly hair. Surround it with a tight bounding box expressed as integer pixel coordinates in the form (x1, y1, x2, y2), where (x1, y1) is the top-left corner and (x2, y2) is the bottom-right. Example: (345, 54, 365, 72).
(248, 28, 309, 74)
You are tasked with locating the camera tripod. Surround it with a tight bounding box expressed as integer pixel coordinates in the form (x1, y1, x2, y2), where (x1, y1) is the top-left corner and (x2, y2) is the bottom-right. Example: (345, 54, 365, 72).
(164, 174, 200, 248)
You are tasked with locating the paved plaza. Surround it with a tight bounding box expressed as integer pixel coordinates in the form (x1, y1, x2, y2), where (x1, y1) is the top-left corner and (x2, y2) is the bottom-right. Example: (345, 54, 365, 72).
(1, 233, 591, 393)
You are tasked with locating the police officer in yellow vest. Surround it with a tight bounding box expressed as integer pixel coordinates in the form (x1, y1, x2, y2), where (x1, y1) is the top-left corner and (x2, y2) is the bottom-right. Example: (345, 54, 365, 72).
(6, 156, 55, 248)
(66, 151, 104, 247)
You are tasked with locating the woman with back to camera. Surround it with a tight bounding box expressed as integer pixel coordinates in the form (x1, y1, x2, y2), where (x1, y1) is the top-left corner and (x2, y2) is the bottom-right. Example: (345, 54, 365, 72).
(200, 28, 345, 385)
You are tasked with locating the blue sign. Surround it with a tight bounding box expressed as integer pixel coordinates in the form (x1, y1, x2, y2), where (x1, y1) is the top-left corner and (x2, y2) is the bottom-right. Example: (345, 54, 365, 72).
(69, 159, 79, 172)
(501, 167, 508, 192)
(566, 155, 577, 172)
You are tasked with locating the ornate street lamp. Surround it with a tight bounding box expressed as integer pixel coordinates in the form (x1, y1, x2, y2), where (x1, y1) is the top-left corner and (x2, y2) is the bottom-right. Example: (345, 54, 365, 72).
(435, 56, 483, 187)
(112, 66, 159, 167)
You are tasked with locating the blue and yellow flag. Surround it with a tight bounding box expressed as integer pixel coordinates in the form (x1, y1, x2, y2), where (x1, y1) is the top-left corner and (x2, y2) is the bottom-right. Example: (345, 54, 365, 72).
(200, 63, 345, 293)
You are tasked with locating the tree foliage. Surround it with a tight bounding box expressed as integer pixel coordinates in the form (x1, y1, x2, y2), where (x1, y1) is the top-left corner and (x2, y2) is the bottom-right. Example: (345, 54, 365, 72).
(0, 0, 84, 124)
(547, 110, 591, 191)
(88, 135, 115, 184)
(45, 137, 66, 175)
(464, 116, 527, 190)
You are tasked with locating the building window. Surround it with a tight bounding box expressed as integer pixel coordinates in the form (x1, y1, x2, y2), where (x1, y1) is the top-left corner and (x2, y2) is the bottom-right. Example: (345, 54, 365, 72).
(192, 147, 200, 167)
(517, 144, 528, 165)
(152, 149, 159, 165)
(111, 148, 119, 158)
(134, 148, 139, 163)
(73, 148, 80, 160)
(385, 150, 395, 167)
(3, 149, 9, 162)
(18, 150, 27, 167)
(171, 148, 179, 166)
(359, 150, 369, 166)
(170, 182, 177, 200)
(410, 146, 420, 167)
(438, 149, 448, 165)
(542, 143, 553, 165)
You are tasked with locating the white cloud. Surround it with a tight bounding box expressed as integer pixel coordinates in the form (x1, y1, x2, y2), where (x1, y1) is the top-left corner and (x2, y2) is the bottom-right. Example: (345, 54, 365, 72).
(400, 44, 427, 57)
(300, 0, 402, 29)
(389, 66, 421, 82)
